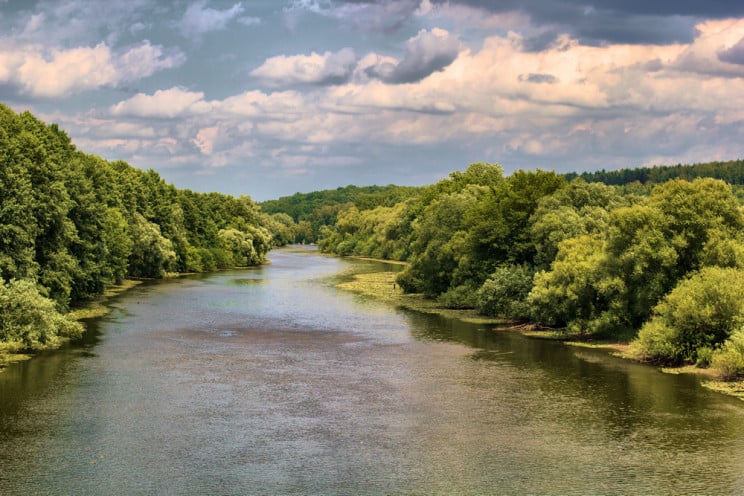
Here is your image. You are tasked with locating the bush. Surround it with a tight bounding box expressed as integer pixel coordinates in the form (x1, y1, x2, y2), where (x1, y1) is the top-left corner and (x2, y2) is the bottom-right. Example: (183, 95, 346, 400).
(0, 279, 84, 352)
(696, 346, 714, 368)
(395, 269, 422, 294)
(477, 265, 535, 320)
(438, 285, 477, 309)
(630, 267, 744, 364)
(630, 320, 680, 363)
(711, 330, 744, 379)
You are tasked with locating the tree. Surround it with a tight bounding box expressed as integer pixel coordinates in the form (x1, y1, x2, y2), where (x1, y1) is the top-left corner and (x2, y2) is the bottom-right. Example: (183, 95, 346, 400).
(128, 214, 177, 278)
(530, 179, 627, 268)
(464, 169, 565, 277)
(397, 185, 484, 295)
(529, 235, 607, 329)
(600, 204, 680, 331)
(647, 178, 743, 277)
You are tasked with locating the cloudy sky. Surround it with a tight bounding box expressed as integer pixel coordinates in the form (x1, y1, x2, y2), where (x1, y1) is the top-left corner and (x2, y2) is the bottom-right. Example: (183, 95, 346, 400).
(3, 0, 744, 200)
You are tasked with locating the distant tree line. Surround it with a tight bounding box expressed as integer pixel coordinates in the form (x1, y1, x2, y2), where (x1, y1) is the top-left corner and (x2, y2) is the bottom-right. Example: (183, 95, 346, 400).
(260, 184, 421, 243)
(0, 105, 276, 354)
(313, 162, 744, 380)
(564, 159, 744, 186)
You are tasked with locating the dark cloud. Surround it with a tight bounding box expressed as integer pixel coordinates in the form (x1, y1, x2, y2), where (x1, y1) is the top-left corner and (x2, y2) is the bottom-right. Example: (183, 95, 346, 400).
(521, 31, 563, 52)
(441, 0, 705, 45)
(519, 73, 558, 84)
(719, 38, 744, 65)
(449, 0, 744, 19)
(288, 0, 420, 33)
(366, 28, 460, 84)
(326, 0, 744, 45)
(456, 0, 744, 45)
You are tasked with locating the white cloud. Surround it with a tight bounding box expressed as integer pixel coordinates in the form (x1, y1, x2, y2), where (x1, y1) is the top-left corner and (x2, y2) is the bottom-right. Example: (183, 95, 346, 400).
(115, 41, 185, 81)
(219, 90, 306, 118)
(193, 126, 219, 154)
(0, 39, 183, 98)
(176, 0, 245, 38)
(250, 48, 357, 87)
(51, 14, 744, 196)
(110, 87, 212, 118)
(250, 29, 461, 88)
(15, 44, 117, 98)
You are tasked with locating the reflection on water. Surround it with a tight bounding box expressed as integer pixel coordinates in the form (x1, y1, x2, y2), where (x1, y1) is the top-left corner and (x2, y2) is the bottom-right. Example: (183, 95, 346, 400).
(1, 246, 744, 495)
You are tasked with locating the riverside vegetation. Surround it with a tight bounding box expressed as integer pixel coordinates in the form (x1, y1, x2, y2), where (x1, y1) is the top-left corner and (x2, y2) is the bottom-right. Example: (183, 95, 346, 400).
(0, 105, 295, 366)
(273, 161, 744, 388)
(5, 106, 744, 391)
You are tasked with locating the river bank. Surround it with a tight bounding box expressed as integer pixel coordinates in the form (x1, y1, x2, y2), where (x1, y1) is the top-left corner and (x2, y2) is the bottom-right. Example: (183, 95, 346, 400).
(333, 258, 744, 400)
(0, 279, 143, 372)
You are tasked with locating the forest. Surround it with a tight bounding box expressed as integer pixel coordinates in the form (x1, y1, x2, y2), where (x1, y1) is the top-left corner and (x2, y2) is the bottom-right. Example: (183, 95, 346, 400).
(4, 105, 744, 382)
(0, 105, 288, 358)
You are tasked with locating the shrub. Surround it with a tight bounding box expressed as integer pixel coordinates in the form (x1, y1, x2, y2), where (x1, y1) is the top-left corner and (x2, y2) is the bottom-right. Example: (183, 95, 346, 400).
(696, 346, 714, 368)
(629, 267, 744, 364)
(438, 285, 477, 309)
(711, 329, 744, 379)
(477, 265, 535, 320)
(0, 279, 83, 352)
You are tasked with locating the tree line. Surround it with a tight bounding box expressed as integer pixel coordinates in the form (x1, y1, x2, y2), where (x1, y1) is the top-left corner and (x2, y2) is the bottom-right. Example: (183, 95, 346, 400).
(0, 105, 278, 355)
(260, 184, 420, 243)
(315, 162, 744, 380)
(564, 159, 744, 186)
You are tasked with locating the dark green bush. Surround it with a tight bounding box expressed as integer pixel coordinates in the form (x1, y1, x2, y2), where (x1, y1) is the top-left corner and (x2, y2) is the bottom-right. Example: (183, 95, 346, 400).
(477, 265, 535, 320)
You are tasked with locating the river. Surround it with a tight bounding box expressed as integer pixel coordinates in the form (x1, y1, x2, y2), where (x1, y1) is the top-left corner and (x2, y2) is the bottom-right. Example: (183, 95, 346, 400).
(1, 246, 744, 495)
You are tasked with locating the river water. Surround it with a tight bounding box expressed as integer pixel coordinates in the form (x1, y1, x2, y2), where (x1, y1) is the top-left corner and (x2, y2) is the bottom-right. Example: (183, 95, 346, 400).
(1, 247, 744, 495)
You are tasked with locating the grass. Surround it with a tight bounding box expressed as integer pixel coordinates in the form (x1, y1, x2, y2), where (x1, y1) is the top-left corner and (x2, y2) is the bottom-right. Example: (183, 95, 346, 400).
(333, 268, 505, 325)
(0, 349, 32, 370)
(67, 280, 142, 321)
(702, 379, 744, 400)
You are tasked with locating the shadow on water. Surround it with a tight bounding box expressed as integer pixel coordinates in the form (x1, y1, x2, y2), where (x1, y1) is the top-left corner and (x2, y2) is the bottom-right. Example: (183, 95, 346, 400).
(402, 307, 744, 447)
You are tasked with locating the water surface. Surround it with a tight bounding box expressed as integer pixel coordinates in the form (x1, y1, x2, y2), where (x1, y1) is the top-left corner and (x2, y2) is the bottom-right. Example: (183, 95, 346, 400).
(1, 247, 744, 495)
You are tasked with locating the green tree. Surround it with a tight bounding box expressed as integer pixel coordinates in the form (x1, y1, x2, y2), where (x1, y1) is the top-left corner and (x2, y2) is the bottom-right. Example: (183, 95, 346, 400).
(397, 185, 484, 296)
(128, 214, 177, 278)
(529, 235, 607, 329)
(464, 169, 565, 277)
(530, 179, 627, 268)
(647, 178, 743, 276)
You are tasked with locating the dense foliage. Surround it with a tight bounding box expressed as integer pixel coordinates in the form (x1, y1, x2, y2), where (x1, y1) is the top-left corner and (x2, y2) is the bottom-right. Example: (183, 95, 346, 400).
(307, 161, 744, 379)
(0, 105, 274, 353)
